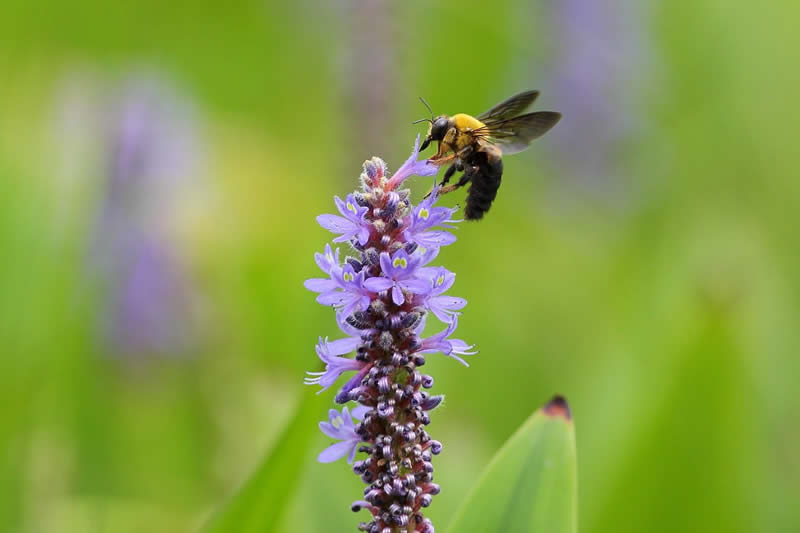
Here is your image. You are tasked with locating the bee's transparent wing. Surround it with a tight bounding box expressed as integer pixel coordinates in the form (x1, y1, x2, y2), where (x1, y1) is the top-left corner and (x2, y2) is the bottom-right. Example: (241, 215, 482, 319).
(477, 90, 540, 123)
(475, 112, 562, 155)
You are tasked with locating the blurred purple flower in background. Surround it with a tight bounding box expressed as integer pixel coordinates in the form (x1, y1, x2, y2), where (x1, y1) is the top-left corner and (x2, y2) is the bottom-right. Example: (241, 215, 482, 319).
(333, 0, 397, 161)
(545, 0, 652, 199)
(86, 76, 203, 357)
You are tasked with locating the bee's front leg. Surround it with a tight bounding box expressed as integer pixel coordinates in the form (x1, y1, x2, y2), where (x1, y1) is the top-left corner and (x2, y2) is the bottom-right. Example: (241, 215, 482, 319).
(431, 128, 459, 161)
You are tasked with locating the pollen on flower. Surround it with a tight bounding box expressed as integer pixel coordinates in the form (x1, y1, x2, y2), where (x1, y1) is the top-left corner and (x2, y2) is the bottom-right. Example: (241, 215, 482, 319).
(304, 135, 475, 532)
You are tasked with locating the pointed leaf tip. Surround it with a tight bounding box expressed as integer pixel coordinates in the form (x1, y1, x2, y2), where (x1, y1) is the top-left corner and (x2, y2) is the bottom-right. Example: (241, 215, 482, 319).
(543, 395, 572, 421)
(445, 394, 577, 533)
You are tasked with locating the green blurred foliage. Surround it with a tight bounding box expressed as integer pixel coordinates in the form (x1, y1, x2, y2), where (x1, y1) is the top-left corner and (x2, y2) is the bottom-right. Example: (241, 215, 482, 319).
(0, 0, 798, 532)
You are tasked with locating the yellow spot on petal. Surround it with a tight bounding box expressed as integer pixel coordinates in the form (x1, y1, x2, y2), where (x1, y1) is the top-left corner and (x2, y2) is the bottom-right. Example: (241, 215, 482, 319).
(393, 258, 408, 269)
(419, 208, 429, 220)
(344, 272, 354, 282)
(332, 416, 343, 429)
(347, 202, 357, 214)
(436, 275, 445, 286)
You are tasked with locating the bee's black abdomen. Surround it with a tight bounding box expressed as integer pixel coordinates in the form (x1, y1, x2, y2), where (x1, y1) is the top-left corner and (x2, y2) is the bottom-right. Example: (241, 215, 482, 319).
(464, 147, 503, 220)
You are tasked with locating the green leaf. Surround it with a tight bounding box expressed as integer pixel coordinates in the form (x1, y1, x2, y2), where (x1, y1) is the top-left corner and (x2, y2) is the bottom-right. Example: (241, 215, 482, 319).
(203, 389, 320, 533)
(446, 396, 577, 533)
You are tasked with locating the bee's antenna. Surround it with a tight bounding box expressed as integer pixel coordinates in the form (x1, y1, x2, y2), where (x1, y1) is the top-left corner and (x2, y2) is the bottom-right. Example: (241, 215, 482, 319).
(412, 117, 432, 125)
(419, 96, 435, 119)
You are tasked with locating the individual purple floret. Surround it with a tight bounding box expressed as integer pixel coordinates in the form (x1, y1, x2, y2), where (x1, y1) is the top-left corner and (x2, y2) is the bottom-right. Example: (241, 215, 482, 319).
(418, 267, 466, 323)
(318, 405, 370, 464)
(363, 250, 430, 306)
(317, 194, 371, 245)
(305, 136, 473, 532)
(304, 336, 367, 393)
(418, 315, 477, 367)
(403, 189, 460, 249)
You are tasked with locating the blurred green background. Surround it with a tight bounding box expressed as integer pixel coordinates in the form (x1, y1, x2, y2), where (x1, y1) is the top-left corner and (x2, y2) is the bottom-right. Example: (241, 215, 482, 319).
(1, 0, 798, 532)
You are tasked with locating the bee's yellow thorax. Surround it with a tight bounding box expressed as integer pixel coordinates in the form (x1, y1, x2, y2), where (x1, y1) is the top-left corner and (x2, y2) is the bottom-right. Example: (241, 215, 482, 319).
(452, 113, 485, 131)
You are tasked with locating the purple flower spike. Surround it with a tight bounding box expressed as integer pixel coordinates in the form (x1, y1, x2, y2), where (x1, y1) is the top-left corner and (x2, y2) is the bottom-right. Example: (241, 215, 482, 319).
(305, 137, 475, 531)
(364, 250, 429, 305)
(318, 406, 368, 464)
(304, 336, 367, 393)
(317, 194, 371, 245)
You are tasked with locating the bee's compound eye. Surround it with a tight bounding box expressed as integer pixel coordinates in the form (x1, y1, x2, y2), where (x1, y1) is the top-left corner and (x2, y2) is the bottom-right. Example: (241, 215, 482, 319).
(429, 118, 448, 141)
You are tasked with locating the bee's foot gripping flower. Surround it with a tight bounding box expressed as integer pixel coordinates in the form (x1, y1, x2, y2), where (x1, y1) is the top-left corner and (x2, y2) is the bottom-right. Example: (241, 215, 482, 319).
(305, 136, 474, 532)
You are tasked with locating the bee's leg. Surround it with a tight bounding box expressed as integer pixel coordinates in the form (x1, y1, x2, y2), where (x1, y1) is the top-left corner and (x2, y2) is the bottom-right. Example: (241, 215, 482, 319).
(438, 171, 472, 195)
(432, 128, 459, 161)
(456, 144, 474, 160)
(440, 163, 459, 186)
(425, 160, 465, 199)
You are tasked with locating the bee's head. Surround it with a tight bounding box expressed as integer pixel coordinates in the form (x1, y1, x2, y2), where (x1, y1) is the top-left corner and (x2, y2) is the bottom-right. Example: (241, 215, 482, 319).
(420, 116, 451, 151)
(414, 97, 449, 152)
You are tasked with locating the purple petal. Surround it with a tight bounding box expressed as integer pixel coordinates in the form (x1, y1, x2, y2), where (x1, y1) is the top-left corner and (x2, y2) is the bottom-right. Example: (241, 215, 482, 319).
(392, 285, 405, 305)
(415, 246, 440, 266)
(314, 245, 339, 273)
(357, 227, 370, 246)
(414, 315, 428, 335)
(325, 336, 361, 356)
(316, 214, 356, 235)
(443, 352, 470, 367)
(450, 339, 478, 355)
(347, 444, 358, 464)
(378, 252, 393, 277)
(430, 295, 466, 313)
(338, 295, 369, 318)
(363, 277, 393, 292)
(431, 270, 456, 294)
(317, 291, 348, 306)
(351, 404, 371, 420)
(304, 278, 338, 293)
(429, 306, 458, 324)
(428, 294, 455, 315)
(341, 406, 354, 427)
(337, 365, 371, 398)
(318, 439, 358, 463)
(412, 231, 457, 248)
(387, 135, 440, 188)
(319, 421, 346, 440)
(338, 318, 362, 337)
(421, 207, 457, 228)
(333, 195, 349, 217)
(401, 278, 432, 295)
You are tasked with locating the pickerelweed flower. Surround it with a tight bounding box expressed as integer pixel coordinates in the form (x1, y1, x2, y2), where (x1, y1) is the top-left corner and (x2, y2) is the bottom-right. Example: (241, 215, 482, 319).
(305, 136, 474, 532)
(545, 0, 651, 198)
(85, 76, 201, 357)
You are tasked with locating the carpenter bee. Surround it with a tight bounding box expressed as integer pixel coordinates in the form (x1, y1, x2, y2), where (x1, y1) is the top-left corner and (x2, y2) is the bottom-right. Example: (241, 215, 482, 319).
(416, 90, 561, 220)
